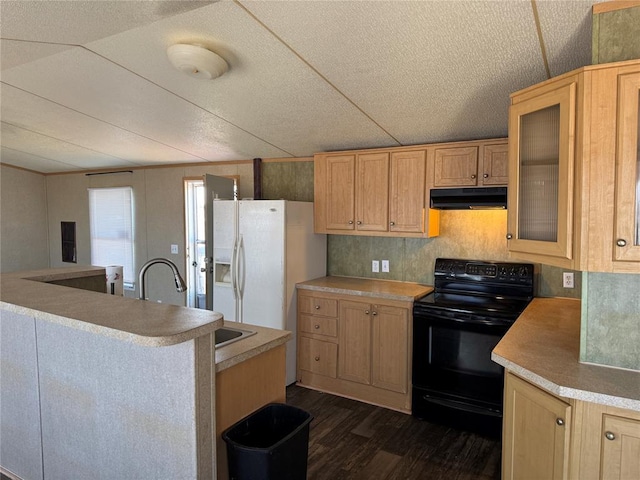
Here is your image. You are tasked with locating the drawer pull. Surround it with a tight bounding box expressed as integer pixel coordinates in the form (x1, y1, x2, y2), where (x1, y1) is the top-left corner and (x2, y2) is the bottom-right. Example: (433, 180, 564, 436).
(315, 305, 320, 310)
(605, 431, 616, 441)
(483, 173, 489, 178)
(556, 418, 564, 426)
(365, 310, 370, 315)
(314, 324, 320, 329)
(314, 356, 320, 362)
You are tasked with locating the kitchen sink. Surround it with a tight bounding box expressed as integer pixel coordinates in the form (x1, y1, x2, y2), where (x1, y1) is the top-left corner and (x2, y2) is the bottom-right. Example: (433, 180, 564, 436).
(214, 326, 256, 348)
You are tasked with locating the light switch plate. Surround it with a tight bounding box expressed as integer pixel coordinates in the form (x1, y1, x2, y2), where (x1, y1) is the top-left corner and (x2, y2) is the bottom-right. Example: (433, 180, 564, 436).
(382, 260, 389, 272)
(372, 260, 379, 273)
(171, 244, 179, 254)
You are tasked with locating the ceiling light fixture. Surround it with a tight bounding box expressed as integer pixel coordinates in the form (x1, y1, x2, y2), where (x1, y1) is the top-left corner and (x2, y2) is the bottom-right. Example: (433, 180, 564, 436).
(167, 44, 228, 80)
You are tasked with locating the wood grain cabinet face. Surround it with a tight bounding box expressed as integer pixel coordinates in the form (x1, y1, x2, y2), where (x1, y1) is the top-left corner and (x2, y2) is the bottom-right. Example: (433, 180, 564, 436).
(299, 337, 337, 378)
(507, 81, 576, 265)
(389, 150, 426, 233)
(482, 143, 509, 185)
(600, 415, 640, 480)
(338, 300, 372, 385)
(314, 147, 438, 238)
(371, 304, 408, 394)
(356, 152, 390, 232)
(502, 373, 571, 480)
(506, 60, 640, 272)
(297, 289, 413, 412)
(613, 72, 640, 264)
(434, 146, 479, 187)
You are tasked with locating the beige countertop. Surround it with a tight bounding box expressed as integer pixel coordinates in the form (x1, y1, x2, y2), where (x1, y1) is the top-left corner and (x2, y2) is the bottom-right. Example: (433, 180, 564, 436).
(297, 275, 433, 301)
(0, 266, 223, 347)
(215, 320, 292, 372)
(492, 297, 640, 412)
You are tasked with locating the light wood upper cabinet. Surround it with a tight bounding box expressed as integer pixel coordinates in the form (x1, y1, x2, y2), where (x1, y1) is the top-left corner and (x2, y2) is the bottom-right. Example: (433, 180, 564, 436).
(389, 150, 426, 233)
(503, 372, 572, 480)
(507, 59, 640, 273)
(482, 143, 510, 185)
(432, 141, 509, 187)
(315, 148, 434, 237)
(316, 154, 356, 231)
(433, 146, 479, 187)
(613, 72, 640, 263)
(356, 152, 389, 232)
(507, 80, 576, 264)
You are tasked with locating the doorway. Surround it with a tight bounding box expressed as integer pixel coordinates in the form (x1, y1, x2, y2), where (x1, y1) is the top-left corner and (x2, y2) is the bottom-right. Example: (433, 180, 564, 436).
(184, 178, 207, 309)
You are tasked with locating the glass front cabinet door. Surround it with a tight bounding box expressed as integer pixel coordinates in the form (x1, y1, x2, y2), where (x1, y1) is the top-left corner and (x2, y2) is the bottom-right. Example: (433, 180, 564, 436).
(614, 72, 640, 263)
(507, 81, 577, 266)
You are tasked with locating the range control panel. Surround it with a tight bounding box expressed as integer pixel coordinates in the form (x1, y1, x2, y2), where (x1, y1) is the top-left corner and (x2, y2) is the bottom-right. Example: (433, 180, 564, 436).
(434, 258, 534, 284)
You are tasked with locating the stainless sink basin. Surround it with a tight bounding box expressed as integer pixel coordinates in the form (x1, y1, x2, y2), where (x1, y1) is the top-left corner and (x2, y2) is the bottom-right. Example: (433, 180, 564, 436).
(214, 326, 256, 348)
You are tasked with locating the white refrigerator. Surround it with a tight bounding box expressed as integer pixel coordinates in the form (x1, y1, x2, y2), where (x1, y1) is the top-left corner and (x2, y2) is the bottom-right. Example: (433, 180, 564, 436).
(212, 200, 326, 385)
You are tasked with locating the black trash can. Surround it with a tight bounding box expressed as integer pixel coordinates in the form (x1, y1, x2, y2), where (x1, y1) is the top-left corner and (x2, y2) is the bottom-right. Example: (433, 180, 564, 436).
(222, 403, 313, 480)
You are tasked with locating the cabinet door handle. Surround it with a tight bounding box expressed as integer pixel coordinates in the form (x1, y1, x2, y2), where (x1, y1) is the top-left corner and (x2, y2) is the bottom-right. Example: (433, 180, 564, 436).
(372, 311, 378, 316)
(314, 324, 320, 329)
(364, 310, 370, 315)
(605, 431, 616, 441)
(556, 418, 564, 426)
(471, 174, 476, 179)
(314, 356, 320, 362)
(616, 239, 627, 247)
(483, 173, 489, 178)
(315, 305, 320, 310)
(357, 220, 362, 225)
(348, 220, 354, 225)
(506, 233, 513, 240)
(390, 221, 395, 226)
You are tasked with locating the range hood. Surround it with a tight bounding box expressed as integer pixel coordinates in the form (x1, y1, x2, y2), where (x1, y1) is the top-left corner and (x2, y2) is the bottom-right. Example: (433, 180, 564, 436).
(430, 187, 507, 210)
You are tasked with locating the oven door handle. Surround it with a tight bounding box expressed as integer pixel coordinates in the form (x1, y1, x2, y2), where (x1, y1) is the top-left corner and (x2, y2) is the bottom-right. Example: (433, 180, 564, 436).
(420, 394, 502, 417)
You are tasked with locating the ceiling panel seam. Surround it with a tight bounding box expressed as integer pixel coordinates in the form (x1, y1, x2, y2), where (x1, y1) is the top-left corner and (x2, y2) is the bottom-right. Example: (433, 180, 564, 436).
(1, 38, 295, 158)
(1, 145, 85, 170)
(1, 79, 212, 162)
(530, 0, 552, 80)
(1, 120, 137, 166)
(234, 0, 402, 147)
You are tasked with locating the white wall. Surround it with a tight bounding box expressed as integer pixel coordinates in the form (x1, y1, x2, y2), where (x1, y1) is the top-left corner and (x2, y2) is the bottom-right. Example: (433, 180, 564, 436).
(45, 163, 254, 305)
(0, 165, 50, 272)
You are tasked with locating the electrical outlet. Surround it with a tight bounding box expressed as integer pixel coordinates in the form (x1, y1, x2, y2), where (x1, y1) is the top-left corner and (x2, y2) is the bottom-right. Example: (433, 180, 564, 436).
(382, 260, 389, 273)
(372, 260, 380, 273)
(563, 272, 574, 289)
(171, 244, 179, 254)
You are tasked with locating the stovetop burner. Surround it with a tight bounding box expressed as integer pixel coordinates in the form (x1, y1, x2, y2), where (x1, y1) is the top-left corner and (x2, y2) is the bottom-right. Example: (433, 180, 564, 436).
(414, 258, 535, 322)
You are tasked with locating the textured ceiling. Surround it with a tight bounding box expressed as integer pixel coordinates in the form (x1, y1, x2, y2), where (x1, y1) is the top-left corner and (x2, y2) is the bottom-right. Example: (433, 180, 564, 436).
(0, 0, 602, 174)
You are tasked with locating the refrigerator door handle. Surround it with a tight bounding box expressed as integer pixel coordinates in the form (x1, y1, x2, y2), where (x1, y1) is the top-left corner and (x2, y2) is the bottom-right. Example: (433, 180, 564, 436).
(237, 235, 245, 300)
(231, 237, 239, 300)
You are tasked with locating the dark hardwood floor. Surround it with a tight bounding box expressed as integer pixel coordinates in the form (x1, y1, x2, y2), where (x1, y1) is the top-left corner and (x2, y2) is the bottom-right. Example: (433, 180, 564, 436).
(286, 385, 501, 480)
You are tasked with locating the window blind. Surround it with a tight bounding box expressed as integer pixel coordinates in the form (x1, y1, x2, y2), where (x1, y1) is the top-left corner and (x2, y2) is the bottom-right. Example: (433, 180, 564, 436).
(88, 187, 134, 285)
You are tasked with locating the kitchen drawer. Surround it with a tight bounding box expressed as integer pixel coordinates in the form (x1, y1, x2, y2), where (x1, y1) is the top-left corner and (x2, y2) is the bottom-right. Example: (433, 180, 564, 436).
(300, 314, 338, 337)
(298, 295, 338, 317)
(299, 337, 337, 378)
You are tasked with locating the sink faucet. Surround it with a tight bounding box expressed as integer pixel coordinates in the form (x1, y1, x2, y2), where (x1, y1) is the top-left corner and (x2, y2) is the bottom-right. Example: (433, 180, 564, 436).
(138, 258, 187, 300)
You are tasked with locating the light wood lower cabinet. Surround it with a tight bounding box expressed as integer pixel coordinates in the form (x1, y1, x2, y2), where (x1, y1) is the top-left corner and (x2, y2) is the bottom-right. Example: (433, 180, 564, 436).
(503, 372, 572, 480)
(297, 290, 412, 413)
(503, 371, 640, 480)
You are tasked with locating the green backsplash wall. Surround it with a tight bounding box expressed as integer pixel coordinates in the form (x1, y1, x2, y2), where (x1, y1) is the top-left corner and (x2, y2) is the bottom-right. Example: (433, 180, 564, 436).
(581, 272, 640, 370)
(592, 4, 640, 64)
(262, 160, 581, 298)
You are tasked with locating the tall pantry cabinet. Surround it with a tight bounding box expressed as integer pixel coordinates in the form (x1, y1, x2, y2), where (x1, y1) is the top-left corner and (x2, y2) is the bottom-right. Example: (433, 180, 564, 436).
(507, 59, 640, 273)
